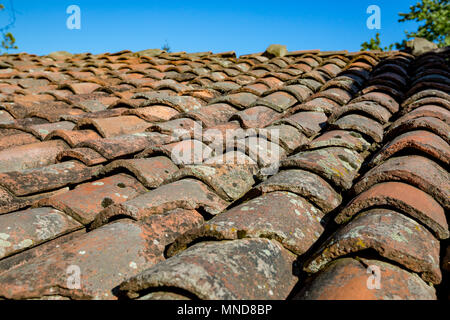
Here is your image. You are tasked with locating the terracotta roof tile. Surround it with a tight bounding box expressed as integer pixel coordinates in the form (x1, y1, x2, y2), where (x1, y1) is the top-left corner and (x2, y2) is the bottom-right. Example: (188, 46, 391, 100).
(37, 173, 146, 225)
(233, 136, 287, 169)
(256, 169, 341, 213)
(119, 238, 297, 300)
(78, 132, 172, 160)
(332, 114, 384, 143)
(264, 124, 308, 153)
(386, 116, 449, 144)
(401, 90, 450, 112)
(352, 91, 400, 113)
(210, 92, 258, 110)
(21, 121, 76, 140)
(279, 111, 327, 137)
(299, 97, 341, 114)
(307, 130, 370, 152)
(204, 150, 256, 166)
(0, 215, 202, 299)
(56, 147, 107, 166)
(75, 115, 150, 138)
(0, 228, 86, 277)
(169, 191, 324, 257)
(138, 139, 213, 165)
(0, 207, 82, 260)
(0, 48, 448, 300)
(148, 117, 201, 137)
(0, 185, 69, 215)
(329, 101, 392, 124)
(295, 258, 436, 300)
(230, 106, 280, 128)
(167, 163, 256, 202)
(0, 140, 69, 173)
(398, 105, 450, 124)
(319, 75, 363, 94)
(92, 178, 229, 228)
(305, 208, 441, 284)
(0, 110, 14, 123)
(312, 87, 353, 105)
(101, 156, 178, 189)
(336, 181, 448, 240)
(370, 130, 450, 166)
(281, 147, 364, 190)
(255, 91, 298, 112)
(61, 107, 128, 122)
(135, 92, 205, 113)
(28, 102, 85, 123)
(0, 161, 100, 196)
(0, 131, 39, 151)
(354, 155, 449, 210)
(44, 129, 101, 147)
(181, 103, 236, 127)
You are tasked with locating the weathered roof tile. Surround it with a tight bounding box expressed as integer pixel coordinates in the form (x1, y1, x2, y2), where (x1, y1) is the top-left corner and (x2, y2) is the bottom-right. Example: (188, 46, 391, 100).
(92, 178, 229, 228)
(305, 208, 441, 284)
(307, 130, 370, 152)
(78, 132, 172, 159)
(167, 163, 256, 202)
(119, 238, 297, 300)
(0, 132, 39, 151)
(329, 101, 392, 124)
(56, 147, 107, 166)
(0, 207, 82, 260)
(38, 173, 147, 225)
(370, 130, 450, 167)
(386, 116, 449, 144)
(256, 169, 341, 213)
(352, 91, 399, 113)
(101, 156, 178, 189)
(0, 215, 201, 300)
(282, 147, 364, 190)
(0, 47, 448, 301)
(295, 258, 436, 300)
(169, 191, 324, 256)
(354, 155, 449, 209)
(332, 114, 384, 143)
(75, 115, 151, 138)
(278, 111, 327, 137)
(230, 106, 280, 128)
(336, 182, 448, 240)
(0, 161, 100, 196)
(0, 140, 69, 173)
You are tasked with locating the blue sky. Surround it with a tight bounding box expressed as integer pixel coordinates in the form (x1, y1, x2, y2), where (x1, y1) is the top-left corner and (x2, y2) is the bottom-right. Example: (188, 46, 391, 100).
(1, 0, 421, 56)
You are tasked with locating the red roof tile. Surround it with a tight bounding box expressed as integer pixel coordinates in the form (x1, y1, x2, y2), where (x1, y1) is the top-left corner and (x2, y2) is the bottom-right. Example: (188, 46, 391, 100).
(119, 238, 297, 300)
(0, 47, 448, 300)
(305, 208, 442, 284)
(337, 181, 448, 239)
(295, 258, 436, 300)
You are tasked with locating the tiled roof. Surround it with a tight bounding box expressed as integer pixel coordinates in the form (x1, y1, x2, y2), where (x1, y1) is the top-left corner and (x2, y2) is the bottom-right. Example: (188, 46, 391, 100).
(0, 47, 448, 300)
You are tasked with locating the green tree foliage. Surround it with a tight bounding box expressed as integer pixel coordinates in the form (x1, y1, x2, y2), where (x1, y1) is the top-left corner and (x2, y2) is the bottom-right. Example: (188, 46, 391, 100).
(0, 2, 18, 53)
(361, 32, 394, 51)
(161, 40, 171, 53)
(397, 0, 449, 48)
(361, 0, 449, 51)
(1, 32, 16, 51)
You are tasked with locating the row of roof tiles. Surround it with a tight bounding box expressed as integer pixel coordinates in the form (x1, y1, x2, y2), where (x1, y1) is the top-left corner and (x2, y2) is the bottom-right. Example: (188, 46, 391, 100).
(0, 47, 448, 300)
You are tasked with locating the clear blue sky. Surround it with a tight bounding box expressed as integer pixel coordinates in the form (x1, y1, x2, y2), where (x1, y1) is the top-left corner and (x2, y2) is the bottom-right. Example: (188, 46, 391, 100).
(1, 0, 421, 56)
